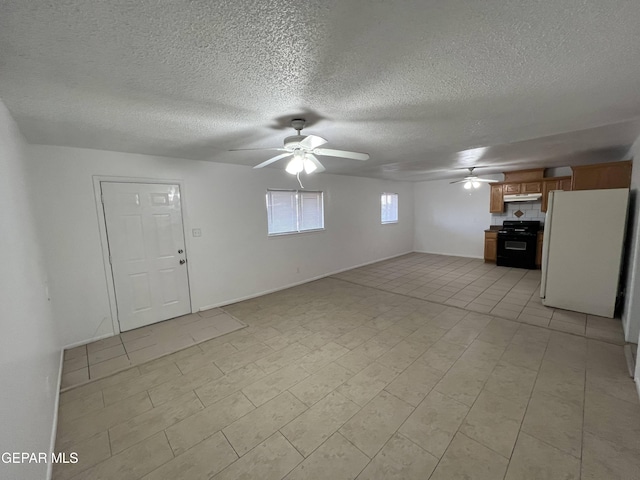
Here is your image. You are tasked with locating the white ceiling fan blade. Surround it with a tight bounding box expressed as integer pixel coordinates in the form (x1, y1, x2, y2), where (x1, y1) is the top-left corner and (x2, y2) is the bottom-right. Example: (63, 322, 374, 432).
(313, 148, 369, 161)
(253, 152, 292, 169)
(230, 147, 289, 152)
(450, 176, 496, 184)
(305, 154, 325, 173)
(299, 135, 327, 150)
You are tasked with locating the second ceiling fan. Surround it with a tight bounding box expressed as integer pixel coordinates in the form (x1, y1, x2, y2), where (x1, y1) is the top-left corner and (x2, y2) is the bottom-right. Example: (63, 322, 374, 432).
(231, 119, 369, 175)
(450, 167, 497, 189)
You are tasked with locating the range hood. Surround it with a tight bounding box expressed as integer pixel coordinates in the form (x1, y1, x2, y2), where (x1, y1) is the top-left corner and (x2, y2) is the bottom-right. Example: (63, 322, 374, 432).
(503, 193, 542, 202)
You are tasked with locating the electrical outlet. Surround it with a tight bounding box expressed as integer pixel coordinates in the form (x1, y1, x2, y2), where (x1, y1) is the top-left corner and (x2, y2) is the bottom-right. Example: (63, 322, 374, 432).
(192, 228, 202, 237)
(296, 267, 300, 274)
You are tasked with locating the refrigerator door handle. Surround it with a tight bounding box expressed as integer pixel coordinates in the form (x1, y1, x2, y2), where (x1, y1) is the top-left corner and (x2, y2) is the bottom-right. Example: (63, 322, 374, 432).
(539, 191, 554, 299)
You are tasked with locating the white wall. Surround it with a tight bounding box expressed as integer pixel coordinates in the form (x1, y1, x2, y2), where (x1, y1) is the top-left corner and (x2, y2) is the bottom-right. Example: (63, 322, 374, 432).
(0, 102, 60, 479)
(26, 145, 414, 347)
(622, 136, 640, 345)
(619, 136, 640, 393)
(414, 178, 498, 258)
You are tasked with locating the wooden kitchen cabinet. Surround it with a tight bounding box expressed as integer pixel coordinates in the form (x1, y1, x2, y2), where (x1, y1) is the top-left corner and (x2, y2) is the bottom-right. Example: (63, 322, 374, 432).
(541, 176, 572, 212)
(541, 179, 557, 213)
(503, 168, 545, 182)
(535, 231, 543, 268)
(488, 167, 577, 213)
(571, 160, 632, 190)
(490, 168, 552, 213)
(490, 184, 504, 213)
(503, 183, 521, 194)
(484, 231, 498, 263)
(522, 181, 542, 193)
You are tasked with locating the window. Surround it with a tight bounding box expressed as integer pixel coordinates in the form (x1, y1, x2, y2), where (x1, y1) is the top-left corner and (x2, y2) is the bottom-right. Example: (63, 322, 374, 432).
(381, 193, 399, 224)
(266, 189, 324, 235)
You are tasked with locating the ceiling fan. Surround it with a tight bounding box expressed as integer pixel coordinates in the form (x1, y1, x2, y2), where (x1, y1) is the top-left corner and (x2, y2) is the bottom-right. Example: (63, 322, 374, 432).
(449, 167, 497, 189)
(230, 119, 369, 175)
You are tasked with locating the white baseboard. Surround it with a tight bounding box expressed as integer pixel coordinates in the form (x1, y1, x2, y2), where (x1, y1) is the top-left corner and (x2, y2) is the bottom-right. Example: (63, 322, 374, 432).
(199, 250, 414, 311)
(624, 344, 636, 378)
(413, 249, 484, 260)
(64, 332, 114, 350)
(72, 251, 416, 343)
(46, 349, 64, 480)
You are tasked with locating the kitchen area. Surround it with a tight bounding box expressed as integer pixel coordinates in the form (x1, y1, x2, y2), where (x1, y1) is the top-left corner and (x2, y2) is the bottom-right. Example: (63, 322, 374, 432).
(484, 160, 632, 319)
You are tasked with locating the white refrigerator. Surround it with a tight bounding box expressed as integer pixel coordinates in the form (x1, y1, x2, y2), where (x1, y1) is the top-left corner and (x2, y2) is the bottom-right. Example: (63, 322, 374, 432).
(540, 188, 629, 318)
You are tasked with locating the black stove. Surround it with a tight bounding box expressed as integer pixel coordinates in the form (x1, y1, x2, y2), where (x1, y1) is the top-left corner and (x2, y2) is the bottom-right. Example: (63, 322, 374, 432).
(496, 220, 541, 269)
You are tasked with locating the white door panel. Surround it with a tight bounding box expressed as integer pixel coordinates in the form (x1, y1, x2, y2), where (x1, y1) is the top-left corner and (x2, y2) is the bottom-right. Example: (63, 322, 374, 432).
(102, 182, 191, 331)
(159, 268, 180, 305)
(130, 273, 152, 312)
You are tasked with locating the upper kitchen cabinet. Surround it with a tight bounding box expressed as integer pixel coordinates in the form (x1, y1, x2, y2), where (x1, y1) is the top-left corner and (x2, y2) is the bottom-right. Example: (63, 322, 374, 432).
(489, 168, 545, 213)
(521, 181, 543, 194)
(502, 168, 545, 182)
(490, 184, 504, 213)
(503, 183, 521, 194)
(571, 160, 632, 190)
(541, 176, 572, 212)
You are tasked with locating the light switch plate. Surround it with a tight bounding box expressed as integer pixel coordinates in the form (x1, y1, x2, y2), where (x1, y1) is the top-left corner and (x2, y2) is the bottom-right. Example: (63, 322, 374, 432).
(192, 228, 202, 237)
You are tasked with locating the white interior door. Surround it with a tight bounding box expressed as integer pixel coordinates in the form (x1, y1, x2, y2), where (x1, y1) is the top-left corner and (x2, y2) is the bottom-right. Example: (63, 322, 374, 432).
(101, 182, 191, 331)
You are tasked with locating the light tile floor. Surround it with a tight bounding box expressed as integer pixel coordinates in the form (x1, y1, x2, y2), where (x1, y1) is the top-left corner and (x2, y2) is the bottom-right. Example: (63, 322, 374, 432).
(61, 308, 245, 389)
(334, 253, 626, 344)
(54, 254, 640, 479)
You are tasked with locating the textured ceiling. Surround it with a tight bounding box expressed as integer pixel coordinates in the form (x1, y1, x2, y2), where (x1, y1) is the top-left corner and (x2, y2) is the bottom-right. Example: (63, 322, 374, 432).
(1, 0, 640, 181)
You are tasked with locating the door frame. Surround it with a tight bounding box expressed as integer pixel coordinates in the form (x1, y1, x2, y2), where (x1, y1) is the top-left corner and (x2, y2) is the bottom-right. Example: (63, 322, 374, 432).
(92, 175, 194, 335)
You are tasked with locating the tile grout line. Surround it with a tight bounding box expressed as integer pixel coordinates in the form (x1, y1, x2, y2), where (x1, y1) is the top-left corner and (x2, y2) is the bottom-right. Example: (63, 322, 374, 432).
(220, 429, 242, 459)
(60, 321, 247, 393)
(393, 335, 477, 464)
(513, 338, 587, 462)
(437, 342, 516, 464)
(276, 428, 308, 460)
(579, 353, 588, 479)
(500, 331, 551, 471)
(332, 431, 373, 470)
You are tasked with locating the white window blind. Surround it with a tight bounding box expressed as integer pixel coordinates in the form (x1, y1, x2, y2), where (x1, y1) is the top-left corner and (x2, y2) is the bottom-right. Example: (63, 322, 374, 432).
(266, 190, 324, 235)
(381, 193, 399, 224)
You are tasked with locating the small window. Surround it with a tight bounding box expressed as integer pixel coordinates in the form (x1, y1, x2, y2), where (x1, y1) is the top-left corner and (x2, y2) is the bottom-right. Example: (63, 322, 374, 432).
(381, 193, 399, 224)
(266, 189, 324, 235)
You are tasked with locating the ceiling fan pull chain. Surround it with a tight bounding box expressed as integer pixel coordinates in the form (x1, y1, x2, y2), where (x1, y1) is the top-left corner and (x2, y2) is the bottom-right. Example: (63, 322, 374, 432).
(296, 172, 304, 189)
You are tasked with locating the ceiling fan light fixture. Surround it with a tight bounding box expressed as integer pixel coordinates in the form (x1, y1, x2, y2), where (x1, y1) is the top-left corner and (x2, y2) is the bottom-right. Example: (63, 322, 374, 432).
(285, 156, 304, 175)
(464, 181, 472, 190)
(472, 181, 480, 188)
(232, 118, 368, 174)
(303, 158, 317, 174)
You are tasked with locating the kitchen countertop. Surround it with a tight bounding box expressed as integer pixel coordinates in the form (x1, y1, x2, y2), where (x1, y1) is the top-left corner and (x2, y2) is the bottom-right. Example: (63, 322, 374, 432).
(485, 226, 544, 233)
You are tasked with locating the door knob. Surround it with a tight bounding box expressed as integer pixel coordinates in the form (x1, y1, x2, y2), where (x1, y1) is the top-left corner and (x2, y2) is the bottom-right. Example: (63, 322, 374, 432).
(178, 249, 183, 254)
(179, 259, 186, 265)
